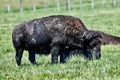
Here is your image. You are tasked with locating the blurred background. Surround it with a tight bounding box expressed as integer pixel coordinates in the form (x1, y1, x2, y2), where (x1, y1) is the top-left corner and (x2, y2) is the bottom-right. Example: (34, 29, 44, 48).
(0, 0, 119, 12)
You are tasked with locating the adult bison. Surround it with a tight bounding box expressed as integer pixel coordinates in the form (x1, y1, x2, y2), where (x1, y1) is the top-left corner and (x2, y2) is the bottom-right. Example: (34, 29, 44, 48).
(12, 15, 102, 66)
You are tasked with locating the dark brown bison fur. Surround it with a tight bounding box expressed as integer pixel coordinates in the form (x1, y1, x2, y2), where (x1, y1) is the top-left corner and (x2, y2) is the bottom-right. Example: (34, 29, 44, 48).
(100, 32, 120, 45)
(12, 15, 102, 66)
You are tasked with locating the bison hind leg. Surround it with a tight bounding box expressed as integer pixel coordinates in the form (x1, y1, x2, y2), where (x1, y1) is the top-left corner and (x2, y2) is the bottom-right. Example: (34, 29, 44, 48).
(28, 50, 37, 65)
(15, 48, 24, 66)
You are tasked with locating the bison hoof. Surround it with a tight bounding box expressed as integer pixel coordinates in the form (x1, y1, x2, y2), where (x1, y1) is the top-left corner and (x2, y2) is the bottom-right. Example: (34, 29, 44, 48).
(17, 63, 21, 66)
(31, 61, 37, 65)
(51, 60, 58, 64)
(60, 61, 66, 64)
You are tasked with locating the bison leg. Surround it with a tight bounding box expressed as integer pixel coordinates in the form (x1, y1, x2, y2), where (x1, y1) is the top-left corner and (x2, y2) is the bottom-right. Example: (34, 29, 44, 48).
(15, 48, 23, 66)
(51, 46, 59, 64)
(60, 51, 71, 63)
(28, 50, 37, 65)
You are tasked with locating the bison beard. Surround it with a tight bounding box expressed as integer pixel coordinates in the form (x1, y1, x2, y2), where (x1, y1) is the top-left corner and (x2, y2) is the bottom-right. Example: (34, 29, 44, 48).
(12, 15, 102, 66)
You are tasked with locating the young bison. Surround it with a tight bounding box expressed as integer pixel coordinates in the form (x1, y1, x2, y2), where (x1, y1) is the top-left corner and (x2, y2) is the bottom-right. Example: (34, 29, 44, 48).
(12, 15, 102, 66)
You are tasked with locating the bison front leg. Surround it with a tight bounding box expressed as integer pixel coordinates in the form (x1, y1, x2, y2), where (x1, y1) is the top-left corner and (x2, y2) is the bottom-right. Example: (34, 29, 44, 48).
(60, 51, 71, 63)
(28, 50, 37, 65)
(15, 48, 24, 66)
(51, 46, 59, 64)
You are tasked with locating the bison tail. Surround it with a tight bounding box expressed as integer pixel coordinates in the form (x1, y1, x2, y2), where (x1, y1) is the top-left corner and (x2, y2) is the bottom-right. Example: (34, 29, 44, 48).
(101, 32, 120, 45)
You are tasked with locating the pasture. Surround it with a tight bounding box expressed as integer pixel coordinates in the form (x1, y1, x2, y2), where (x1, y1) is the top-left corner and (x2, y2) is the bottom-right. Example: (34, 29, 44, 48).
(0, 7, 120, 80)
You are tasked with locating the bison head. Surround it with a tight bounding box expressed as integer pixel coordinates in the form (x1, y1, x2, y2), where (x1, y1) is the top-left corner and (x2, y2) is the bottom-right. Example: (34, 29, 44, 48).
(82, 30, 102, 60)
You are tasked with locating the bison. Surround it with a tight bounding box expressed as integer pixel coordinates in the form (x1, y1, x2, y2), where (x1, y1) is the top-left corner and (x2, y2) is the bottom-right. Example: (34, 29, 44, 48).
(12, 15, 102, 66)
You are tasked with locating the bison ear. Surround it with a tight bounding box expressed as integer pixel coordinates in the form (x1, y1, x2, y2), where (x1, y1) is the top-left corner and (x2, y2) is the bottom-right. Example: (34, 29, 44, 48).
(83, 30, 102, 40)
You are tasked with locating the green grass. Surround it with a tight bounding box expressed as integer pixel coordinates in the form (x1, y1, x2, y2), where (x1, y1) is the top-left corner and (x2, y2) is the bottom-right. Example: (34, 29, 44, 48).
(0, 5, 120, 80)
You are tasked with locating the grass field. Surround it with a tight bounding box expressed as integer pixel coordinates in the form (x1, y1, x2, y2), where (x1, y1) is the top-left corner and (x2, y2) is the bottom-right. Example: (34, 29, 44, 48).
(0, 5, 120, 80)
